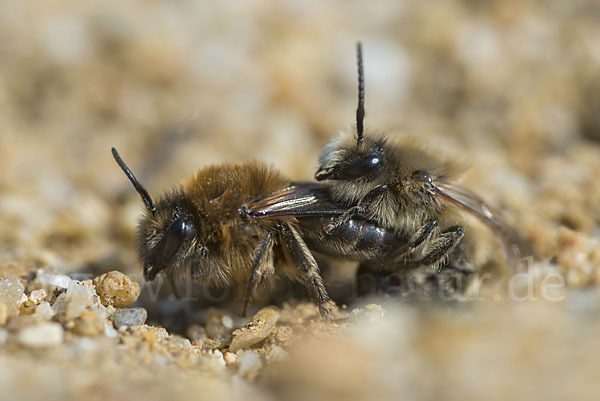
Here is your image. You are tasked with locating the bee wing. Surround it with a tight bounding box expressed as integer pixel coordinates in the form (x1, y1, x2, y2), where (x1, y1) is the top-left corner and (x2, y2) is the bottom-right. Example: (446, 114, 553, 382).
(245, 182, 346, 219)
(433, 179, 533, 270)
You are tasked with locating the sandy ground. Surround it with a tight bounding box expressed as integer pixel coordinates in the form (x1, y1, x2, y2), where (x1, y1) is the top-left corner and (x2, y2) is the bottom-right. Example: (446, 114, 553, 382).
(1, 1, 600, 400)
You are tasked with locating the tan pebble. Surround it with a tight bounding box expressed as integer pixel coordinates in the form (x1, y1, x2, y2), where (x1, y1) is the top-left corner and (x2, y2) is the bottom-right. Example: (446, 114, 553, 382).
(223, 351, 238, 365)
(229, 306, 280, 352)
(17, 322, 64, 348)
(94, 271, 140, 307)
(19, 299, 36, 315)
(73, 310, 104, 336)
(0, 302, 7, 325)
(140, 330, 159, 345)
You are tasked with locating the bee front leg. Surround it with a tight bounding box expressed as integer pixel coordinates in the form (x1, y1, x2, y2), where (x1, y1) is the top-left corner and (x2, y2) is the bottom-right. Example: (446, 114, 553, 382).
(241, 232, 275, 317)
(325, 184, 389, 233)
(414, 225, 465, 272)
(278, 222, 332, 320)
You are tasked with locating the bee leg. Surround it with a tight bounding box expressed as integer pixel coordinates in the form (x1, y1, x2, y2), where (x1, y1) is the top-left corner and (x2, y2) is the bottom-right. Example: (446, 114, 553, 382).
(415, 225, 465, 272)
(408, 219, 439, 248)
(392, 219, 439, 262)
(278, 222, 332, 320)
(241, 232, 275, 318)
(325, 184, 388, 233)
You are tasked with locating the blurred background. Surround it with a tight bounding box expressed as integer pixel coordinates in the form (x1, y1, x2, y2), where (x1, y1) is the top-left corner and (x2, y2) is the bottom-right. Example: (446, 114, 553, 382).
(1, 0, 600, 400)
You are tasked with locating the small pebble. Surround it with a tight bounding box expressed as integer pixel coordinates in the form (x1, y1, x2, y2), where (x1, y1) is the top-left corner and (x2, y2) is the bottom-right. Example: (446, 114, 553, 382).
(34, 301, 55, 320)
(203, 349, 226, 372)
(52, 293, 68, 317)
(109, 307, 147, 329)
(44, 274, 72, 291)
(30, 269, 72, 292)
(104, 322, 118, 338)
(0, 274, 25, 317)
(0, 302, 7, 325)
(229, 306, 280, 352)
(17, 322, 64, 349)
(64, 293, 92, 321)
(237, 350, 263, 381)
(223, 351, 238, 366)
(21, 290, 47, 315)
(73, 310, 105, 336)
(30, 289, 48, 304)
(67, 280, 97, 300)
(94, 271, 140, 307)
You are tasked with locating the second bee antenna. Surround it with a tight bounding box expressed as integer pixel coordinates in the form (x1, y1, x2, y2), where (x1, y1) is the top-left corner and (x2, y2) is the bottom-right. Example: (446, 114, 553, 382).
(356, 41, 365, 145)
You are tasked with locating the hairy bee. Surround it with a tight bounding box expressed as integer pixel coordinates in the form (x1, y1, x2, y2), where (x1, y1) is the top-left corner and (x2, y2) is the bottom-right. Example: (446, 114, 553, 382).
(314, 42, 531, 275)
(112, 148, 337, 317)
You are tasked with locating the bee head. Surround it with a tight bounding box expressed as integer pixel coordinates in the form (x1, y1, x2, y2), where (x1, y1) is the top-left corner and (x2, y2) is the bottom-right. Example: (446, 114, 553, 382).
(137, 198, 197, 281)
(112, 148, 197, 281)
(315, 42, 387, 182)
(315, 131, 386, 182)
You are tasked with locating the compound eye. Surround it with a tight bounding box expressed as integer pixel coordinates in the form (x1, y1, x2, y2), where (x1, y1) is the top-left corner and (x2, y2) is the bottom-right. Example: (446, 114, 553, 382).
(413, 170, 432, 183)
(342, 154, 383, 178)
(162, 218, 187, 259)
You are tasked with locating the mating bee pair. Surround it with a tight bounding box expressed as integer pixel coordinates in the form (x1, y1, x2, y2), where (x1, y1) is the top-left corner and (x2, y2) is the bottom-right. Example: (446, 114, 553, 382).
(113, 43, 528, 319)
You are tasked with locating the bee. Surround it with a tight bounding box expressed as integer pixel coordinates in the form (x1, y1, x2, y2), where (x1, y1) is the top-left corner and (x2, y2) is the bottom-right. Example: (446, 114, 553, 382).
(112, 148, 338, 318)
(313, 42, 531, 274)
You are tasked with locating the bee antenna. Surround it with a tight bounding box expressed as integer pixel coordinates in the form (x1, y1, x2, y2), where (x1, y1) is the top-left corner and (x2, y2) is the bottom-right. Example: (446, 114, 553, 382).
(111, 147, 157, 216)
(356, 41, 365, 145)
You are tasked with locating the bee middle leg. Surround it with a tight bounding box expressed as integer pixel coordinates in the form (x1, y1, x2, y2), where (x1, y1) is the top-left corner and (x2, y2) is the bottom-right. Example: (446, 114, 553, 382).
(325, 184, 388, 233)
(389, 219, 439, 263)
(278, 222, 332, 319)
(413, 225, 465, 272)
(241, 232, 275, 317)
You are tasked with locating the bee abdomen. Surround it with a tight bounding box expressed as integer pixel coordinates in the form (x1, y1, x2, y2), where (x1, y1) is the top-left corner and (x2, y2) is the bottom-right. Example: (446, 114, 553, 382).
(304, 217, 403, 263)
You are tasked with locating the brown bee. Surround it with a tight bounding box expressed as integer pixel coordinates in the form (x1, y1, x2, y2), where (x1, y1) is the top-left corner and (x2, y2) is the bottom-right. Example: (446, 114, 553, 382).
(112, 148, 337, 318)
(314, 42, 531, 273)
